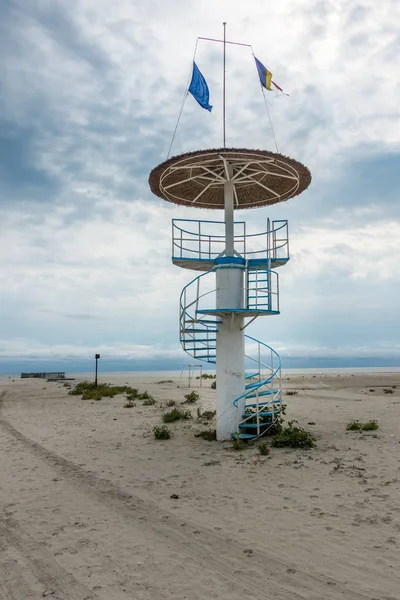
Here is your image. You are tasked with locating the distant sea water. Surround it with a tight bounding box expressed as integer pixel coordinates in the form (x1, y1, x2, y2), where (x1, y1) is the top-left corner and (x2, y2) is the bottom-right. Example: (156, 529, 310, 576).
(1, 366, 400, 380)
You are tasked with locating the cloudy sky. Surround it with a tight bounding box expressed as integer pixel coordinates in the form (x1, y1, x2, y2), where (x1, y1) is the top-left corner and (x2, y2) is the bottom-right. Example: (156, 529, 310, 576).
(1, 0, 399, 372)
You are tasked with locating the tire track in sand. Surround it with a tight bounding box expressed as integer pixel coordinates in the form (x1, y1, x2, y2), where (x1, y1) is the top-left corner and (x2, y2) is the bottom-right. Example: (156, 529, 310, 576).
(0, 514, 98, 600)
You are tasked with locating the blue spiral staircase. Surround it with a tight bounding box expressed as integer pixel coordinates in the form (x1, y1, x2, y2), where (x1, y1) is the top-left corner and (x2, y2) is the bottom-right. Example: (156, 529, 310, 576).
(175, 219, 288, 441)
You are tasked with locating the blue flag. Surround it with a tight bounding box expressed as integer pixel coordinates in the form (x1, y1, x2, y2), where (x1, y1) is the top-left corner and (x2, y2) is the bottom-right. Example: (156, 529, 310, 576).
(188, 62, 212, 112)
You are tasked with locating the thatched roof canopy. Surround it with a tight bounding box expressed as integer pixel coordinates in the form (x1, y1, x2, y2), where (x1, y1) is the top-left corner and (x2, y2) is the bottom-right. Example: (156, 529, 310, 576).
(149, 148, 311, 209)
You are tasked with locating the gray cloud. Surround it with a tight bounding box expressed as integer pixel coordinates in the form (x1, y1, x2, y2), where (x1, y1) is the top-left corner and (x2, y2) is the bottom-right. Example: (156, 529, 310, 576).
(1, 0, 399, 368)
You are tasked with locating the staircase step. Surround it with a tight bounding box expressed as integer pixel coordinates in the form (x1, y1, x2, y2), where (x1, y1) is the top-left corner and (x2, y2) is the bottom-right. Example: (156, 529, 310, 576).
(245, 372, 259, 380)
(194, 355, 216, 360)
(182, 328, 218, 333)
(239, 422, 275, 430)
(181, 342, 217, 347)
(245, 399, 281, 408)
(242, 410, 280, 418)
(246, 389, 280, 399)
(181, 340, 216, 345)
(232, 432, 258, 440)
(183, 347, 216, 352)
(188, 338, 217, 342)
(186, 319, 220, 324)
(245, 380, 266, 389)
(245, 379, 277, 389)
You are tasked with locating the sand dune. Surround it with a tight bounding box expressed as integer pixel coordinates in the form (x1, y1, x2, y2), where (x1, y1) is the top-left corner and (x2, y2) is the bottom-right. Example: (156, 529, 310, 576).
(0, 372, 399, 599)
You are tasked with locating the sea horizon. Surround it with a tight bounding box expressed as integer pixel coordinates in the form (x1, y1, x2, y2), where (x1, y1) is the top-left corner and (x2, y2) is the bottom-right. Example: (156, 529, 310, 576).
(2, 365, 400, 380)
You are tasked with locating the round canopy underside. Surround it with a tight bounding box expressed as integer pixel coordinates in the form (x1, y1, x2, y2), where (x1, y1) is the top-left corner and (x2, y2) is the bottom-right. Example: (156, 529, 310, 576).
(149, 148, 311, 209)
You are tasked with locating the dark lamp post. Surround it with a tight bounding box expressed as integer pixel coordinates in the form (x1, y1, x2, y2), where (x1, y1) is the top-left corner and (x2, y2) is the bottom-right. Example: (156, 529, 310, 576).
(95, 353, 100, 387)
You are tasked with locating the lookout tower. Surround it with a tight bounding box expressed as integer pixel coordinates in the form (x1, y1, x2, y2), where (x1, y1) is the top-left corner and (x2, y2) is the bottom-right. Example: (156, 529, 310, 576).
(149, 32, 311, 441)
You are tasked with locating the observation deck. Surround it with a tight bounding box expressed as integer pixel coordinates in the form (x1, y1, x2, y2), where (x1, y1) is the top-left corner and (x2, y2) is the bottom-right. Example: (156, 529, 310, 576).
(172, 218, 289, 271)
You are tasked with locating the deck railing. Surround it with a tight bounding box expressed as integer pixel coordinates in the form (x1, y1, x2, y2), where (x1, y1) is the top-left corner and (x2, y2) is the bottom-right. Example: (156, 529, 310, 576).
(172, 219, 289, 262)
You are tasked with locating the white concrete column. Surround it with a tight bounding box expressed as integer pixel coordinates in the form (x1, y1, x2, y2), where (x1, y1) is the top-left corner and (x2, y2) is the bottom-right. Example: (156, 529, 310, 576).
(215, 266, 245, 441)
(224, 178, 234, 256)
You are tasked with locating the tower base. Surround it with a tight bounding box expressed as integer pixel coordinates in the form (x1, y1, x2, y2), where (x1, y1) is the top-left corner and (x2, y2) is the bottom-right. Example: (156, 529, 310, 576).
(215, 265, 245, 441)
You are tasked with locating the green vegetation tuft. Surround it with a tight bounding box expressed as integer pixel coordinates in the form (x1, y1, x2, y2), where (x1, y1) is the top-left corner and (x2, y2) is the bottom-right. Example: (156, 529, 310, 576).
(347, 420, 363, 431)
(166, 400, 176, 407)
(153, 426, 171, 440)
(286, 390, 298, 396)
(347, 419, 379, 432)
(211, 380, 216, 389)
(362, 420, 379, 431)
(201, 410, 216, 420)
(69, 381, 138, 401)
(258, 442, 270, 455)
(271, 421, 315, 449)
(183, 391, 200, 404)
(232, 437, 246, 451)
(195, 429, 217, 441)
(143, 398, 156, 406)
(162, 408, 192, 423)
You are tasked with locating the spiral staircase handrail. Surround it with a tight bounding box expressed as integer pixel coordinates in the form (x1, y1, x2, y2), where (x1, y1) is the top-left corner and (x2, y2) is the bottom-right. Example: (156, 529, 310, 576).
(179, 267, 283, 441)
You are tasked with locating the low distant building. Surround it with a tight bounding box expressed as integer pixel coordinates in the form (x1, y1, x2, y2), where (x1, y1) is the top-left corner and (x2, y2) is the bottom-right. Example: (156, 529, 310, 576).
(21, 372, 66, 379)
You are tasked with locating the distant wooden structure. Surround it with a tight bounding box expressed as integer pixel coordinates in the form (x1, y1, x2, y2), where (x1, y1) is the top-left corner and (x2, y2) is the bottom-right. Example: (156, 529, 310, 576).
(21, 372, 66, 379)
(179, 364, 203, 388)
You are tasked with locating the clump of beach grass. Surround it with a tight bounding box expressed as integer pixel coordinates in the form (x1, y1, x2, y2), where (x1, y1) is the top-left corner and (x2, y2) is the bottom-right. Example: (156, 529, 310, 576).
(271, 421, 315, 449)
(232, 437, 246, 451)
(69, 381, 138, 401)
(124, 398, 135, 408)
(153, 426, 171, 440)
(201, 410, 216, 420)
(258, 442, 270, 456)
(362, 420, 379, 431)
(347, 420, 379, 432)
(162, 408, 192, 423)
(183, 391, 200, 404)
(143, 397, 156, 406)
(347, 420, 362, 431)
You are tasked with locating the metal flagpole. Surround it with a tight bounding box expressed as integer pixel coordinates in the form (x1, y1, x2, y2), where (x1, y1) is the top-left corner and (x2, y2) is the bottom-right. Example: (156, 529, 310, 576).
(223, 22, 226, 147)
(166, 38, 200, 159)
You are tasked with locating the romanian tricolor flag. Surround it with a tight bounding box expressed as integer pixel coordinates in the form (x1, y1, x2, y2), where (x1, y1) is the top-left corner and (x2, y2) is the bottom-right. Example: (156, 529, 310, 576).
(254, 56, 273, 91)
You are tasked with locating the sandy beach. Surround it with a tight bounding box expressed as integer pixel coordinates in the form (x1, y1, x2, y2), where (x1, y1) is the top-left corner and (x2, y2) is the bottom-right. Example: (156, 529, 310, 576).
(1, 372, 400, 599)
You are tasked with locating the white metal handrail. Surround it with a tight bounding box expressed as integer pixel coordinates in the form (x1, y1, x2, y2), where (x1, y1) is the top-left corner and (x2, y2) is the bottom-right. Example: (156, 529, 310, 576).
(172, 218, 288, 262)
(235, 336, 282, 438)
(180, 271, 279, 333)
